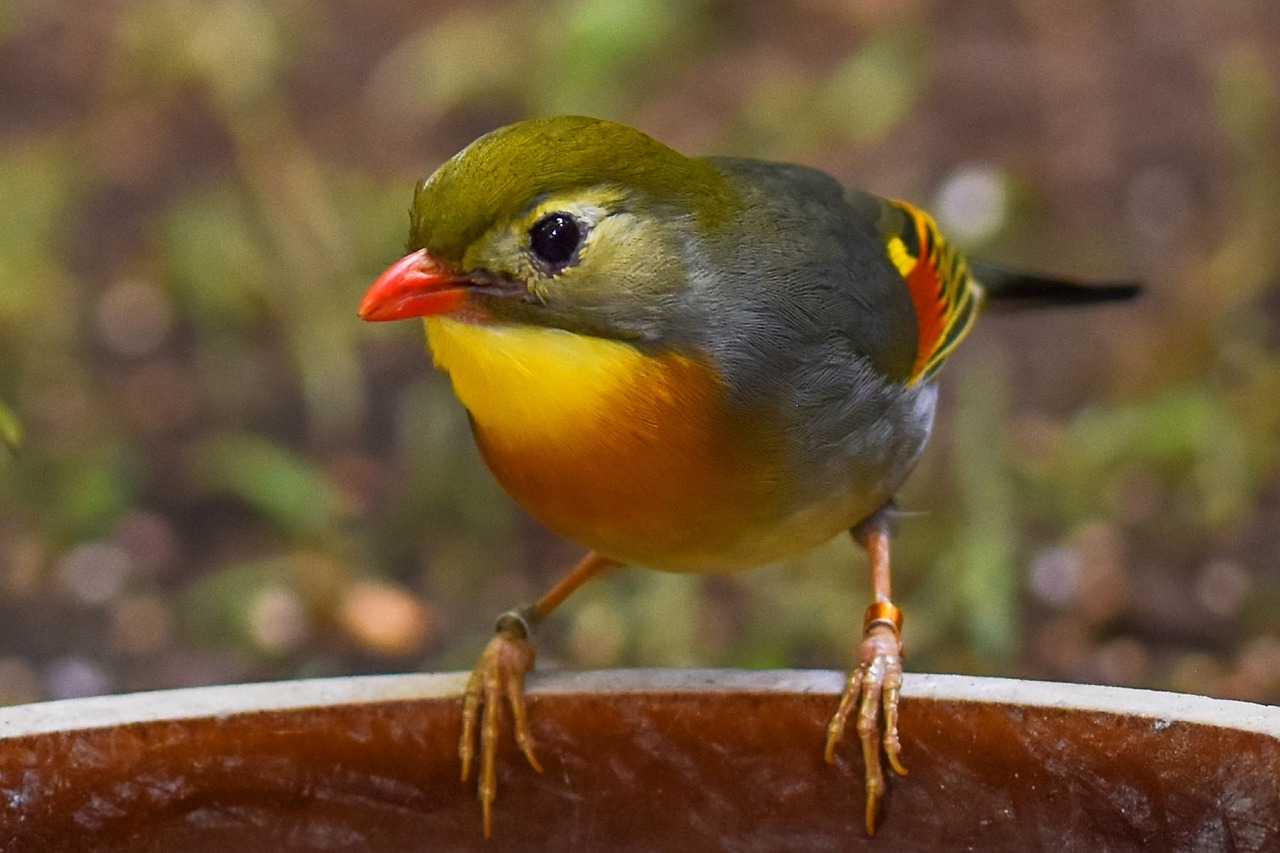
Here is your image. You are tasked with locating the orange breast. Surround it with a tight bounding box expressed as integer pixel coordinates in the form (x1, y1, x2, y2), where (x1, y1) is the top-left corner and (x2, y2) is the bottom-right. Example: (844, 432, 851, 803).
(475, 355, 779, 570)
(424, 317, 781, 571)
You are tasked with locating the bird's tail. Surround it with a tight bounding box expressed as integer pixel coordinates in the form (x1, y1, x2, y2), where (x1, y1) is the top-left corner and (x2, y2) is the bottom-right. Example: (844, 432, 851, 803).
(971, 261, 1141, 312)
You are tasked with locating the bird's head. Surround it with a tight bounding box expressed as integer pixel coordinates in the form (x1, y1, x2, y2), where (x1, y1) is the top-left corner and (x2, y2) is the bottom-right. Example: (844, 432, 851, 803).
(359, 115, 738, 343)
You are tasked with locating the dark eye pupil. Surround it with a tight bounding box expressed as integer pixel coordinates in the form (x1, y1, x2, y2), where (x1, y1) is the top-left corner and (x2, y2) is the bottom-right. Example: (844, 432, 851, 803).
(529, 213, 581, 268)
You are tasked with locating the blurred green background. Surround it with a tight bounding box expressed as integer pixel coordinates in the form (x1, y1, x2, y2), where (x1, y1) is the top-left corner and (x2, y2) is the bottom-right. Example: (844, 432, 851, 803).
(1, 0, 1278, 707)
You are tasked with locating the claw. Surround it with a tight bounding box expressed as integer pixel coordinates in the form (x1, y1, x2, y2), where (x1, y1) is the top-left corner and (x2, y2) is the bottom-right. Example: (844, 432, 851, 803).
(459, 624, 540, 837)
(826, 619, 906, 835)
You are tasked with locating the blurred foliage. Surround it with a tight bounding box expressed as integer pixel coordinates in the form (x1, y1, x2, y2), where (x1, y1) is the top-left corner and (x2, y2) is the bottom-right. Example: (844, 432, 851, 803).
(1, 0, 1279, 708)
(0, 398, 19, 451)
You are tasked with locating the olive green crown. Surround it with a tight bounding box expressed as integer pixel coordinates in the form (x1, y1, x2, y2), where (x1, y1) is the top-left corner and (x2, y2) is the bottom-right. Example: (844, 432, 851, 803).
(408, 115, 734, 262)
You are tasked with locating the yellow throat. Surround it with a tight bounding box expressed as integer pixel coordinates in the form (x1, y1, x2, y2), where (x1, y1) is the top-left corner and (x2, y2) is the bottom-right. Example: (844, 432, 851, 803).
(423, 316, 663, 443)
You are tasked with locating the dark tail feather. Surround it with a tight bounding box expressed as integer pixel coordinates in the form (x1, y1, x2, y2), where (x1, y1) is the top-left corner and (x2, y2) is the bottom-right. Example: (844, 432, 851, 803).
(971, 261, 1141, 312)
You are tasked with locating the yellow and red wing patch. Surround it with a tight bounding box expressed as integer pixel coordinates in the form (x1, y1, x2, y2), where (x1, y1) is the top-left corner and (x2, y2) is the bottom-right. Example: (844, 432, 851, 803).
(885, 200, 981, 383)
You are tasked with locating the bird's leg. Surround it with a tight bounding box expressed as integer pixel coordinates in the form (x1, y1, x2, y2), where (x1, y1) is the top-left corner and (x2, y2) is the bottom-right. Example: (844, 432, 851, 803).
(824, 506, 907, 836)
(460, 550, 619, 837)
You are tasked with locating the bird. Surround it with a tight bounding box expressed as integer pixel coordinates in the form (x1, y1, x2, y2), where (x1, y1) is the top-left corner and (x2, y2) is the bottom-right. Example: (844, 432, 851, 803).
(358, 115, 1139, 838)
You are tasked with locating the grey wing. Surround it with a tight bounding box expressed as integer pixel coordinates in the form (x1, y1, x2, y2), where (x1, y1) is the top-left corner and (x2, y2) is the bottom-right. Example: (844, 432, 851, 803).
(683, 158, 935, 503)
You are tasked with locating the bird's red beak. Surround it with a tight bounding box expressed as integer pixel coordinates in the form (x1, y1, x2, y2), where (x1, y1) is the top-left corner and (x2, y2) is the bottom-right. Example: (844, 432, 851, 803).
(358, 249, 469, 321)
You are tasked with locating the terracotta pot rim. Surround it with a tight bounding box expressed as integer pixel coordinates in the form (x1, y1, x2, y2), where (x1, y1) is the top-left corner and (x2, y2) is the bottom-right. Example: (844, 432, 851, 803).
(1, 669, 1276, 740)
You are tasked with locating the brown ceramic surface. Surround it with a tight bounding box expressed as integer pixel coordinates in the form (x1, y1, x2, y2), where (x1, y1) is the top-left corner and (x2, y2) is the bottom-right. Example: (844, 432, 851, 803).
(0, 670, 1276, 852)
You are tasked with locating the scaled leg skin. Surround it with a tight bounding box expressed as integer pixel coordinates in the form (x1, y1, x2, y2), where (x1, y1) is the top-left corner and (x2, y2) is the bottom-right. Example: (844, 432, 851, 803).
(459, 551, 619, 837)
(824, 505, 908, 836)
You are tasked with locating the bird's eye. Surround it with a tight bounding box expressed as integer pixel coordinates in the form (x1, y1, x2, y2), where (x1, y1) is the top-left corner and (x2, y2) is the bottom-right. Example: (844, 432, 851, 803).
(528, 213, 582, 269)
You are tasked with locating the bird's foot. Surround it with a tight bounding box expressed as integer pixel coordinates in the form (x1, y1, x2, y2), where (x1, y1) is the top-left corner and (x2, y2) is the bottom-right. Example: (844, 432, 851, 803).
(460, 609, 543, 838)
(824, 602, 907, 835)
